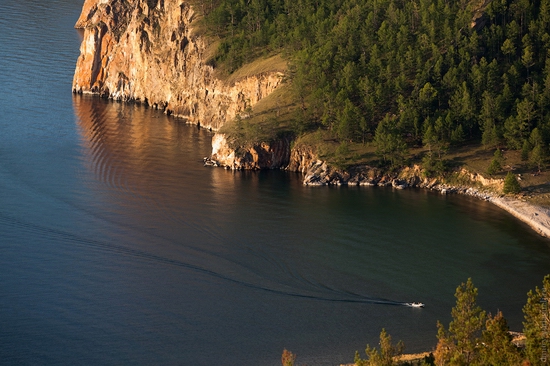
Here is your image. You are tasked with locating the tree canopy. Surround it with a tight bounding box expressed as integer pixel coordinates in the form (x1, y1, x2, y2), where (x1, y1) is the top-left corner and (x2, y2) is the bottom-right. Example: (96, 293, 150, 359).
(201, 0, 549, 169)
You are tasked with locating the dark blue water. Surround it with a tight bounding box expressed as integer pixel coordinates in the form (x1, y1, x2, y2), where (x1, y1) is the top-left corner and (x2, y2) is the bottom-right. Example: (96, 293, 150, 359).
(1, 1, 549, 365)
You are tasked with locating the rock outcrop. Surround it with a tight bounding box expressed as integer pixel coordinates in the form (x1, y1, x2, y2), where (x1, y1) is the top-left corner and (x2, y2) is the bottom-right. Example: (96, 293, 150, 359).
(209, 133, 290, 170)
(208, 135, 506, 195)
(72, 0, 283, 131)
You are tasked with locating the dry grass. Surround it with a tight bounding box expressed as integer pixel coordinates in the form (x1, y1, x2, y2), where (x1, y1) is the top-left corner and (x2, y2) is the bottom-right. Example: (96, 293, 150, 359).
(219, 84, 296, 147)
(446, 145, 550, 207)
(244, 83, 295, 126)
(221, 54, 288, 85)
(202, 39, 220, 64)
(295, 130, 379, 169)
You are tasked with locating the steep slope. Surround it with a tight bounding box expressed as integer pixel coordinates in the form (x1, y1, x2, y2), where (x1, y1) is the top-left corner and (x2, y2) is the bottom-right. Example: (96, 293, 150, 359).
(72, 0, 283, 131)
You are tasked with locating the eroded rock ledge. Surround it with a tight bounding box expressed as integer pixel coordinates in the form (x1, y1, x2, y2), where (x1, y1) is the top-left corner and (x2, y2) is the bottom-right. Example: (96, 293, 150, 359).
(72, 0, 283, 131)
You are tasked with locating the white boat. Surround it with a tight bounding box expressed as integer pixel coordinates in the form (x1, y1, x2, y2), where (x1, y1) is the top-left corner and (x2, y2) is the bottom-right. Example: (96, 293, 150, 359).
(406, 302, 425, 308)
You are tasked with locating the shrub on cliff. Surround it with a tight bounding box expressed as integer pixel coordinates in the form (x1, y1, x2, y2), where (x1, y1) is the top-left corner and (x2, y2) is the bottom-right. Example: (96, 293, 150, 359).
(503, 172, 521, 194)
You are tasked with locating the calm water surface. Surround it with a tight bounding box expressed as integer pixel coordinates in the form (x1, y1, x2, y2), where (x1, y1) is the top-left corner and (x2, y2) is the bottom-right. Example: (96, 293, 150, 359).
(1, 1, 550, 365)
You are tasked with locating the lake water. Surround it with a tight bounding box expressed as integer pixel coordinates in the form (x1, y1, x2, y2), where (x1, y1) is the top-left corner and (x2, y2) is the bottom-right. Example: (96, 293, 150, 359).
(1, 1, 549, 365)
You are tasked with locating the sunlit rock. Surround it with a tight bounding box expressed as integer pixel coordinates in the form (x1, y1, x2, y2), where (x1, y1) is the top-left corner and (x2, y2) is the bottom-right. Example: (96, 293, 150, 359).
(72, 0, 283, 131)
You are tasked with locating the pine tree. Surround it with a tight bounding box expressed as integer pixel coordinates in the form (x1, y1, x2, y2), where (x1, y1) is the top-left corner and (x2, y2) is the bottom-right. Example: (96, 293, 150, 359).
(531, 145, 546, 172)
(281, 349, 296, 366)
(435, 278, 486, 365)
(355, 328, 404, 366)
(478, 311, 522, 365)
(523, 139, 532, 161)
(523, 274, 550, 366)
(451, 124, 465, 145)
(374, 114, 408, 167)
(529, 128, 547, 172)
(503, 172, 522, 194)
(487, 149, 503, 175)
(501, 38, 516, 61)
(480, 92, 500, 149)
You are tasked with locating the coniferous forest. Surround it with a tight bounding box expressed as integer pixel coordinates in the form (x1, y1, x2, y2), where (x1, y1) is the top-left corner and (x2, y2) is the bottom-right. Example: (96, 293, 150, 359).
(198, 0, 550, 170)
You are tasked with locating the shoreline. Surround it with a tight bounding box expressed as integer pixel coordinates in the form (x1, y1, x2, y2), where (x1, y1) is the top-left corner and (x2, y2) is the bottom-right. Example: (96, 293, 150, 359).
(209, 143, 550, 241)
(298, 160, 550, 241)
(416, 182, 550, 240)
(487, 195, 550, 238)
(303, 161, 550, 241)
(427, 183, 550, 240)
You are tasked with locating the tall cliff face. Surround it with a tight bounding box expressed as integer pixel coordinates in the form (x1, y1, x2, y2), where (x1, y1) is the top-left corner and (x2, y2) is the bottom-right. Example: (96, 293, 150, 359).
(73, 0, 283, 131)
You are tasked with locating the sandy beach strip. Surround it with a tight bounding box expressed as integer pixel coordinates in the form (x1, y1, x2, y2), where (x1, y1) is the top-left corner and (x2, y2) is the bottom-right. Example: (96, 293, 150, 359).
(488, 196, 550, 239)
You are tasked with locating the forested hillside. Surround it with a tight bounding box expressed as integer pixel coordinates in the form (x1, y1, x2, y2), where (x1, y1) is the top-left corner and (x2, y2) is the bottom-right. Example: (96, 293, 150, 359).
(198, 0, 549, 171)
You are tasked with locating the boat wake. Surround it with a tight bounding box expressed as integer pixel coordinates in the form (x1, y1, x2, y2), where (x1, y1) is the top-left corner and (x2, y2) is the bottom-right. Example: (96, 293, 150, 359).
(0, 212, 409, 306)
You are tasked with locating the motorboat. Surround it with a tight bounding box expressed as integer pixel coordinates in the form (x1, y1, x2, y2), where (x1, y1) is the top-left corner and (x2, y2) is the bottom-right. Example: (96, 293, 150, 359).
(406, 302, 425, 308)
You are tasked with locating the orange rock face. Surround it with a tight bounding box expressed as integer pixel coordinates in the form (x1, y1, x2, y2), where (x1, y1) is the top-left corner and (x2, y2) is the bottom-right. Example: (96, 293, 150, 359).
(210, 134, 291, 170)
(72, 0, 283, 131)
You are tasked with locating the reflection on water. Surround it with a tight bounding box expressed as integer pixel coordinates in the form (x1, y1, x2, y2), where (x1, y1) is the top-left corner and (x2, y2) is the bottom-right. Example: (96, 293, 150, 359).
(72, 95, 409, 306)
(74, 95, 208, 195)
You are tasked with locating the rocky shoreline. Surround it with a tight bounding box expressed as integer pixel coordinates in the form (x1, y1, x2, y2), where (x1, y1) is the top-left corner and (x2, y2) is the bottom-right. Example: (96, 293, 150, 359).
(309, 165, 550, 240)
(207, 136, 550, 240)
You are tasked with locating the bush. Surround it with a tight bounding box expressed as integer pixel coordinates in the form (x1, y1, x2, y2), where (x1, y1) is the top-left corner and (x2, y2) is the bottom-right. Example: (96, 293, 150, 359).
(487, 159, 501, 176)
(422, 154, 447, 178)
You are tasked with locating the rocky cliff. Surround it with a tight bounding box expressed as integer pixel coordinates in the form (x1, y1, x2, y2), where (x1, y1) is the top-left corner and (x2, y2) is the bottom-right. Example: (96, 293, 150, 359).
(209, 133, 291, 170)
(72, 0, 283, 131)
